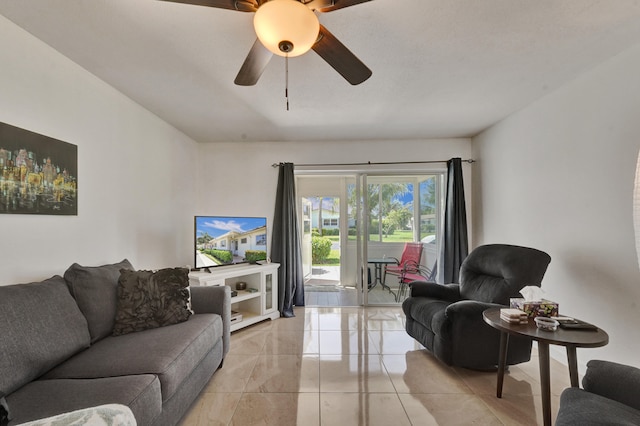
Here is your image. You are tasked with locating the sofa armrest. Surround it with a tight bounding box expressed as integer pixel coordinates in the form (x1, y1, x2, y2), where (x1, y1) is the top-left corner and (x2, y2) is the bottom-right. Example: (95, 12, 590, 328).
(583, 360, 640, 411)
(190, 285, 231, 358)
(410, 282, 461, 302)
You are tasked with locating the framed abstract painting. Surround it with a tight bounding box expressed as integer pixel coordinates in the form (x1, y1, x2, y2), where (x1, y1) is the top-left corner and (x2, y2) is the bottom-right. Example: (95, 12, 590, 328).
(0, 121, 77, 215)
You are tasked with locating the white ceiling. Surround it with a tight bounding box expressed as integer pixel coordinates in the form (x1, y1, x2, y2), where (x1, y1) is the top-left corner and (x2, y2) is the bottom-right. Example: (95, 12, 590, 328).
(2, 0, 640, 143)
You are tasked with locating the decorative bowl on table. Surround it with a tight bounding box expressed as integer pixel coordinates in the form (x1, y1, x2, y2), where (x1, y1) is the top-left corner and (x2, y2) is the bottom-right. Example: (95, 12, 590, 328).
(535, 316, 559, 331)
(236, 282, 247, 291)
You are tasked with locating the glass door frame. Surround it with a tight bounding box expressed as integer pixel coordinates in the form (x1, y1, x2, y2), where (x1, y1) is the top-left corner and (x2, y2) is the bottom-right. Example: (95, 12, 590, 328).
(356, 172, 445, 306)
(295, 168, 446, 307)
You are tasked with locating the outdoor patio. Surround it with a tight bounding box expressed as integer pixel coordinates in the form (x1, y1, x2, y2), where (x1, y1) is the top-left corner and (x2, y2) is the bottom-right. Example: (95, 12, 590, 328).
(304, 265, 406, 306)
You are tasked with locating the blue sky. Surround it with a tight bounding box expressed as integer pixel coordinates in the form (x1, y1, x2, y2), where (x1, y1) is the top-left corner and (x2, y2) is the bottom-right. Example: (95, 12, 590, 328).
(196, 216, 266, 238)
(309, 183, 416, 211)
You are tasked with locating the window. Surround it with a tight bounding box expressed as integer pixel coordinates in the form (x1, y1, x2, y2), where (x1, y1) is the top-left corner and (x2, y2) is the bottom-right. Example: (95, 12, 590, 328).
(256, 234, 267, 246)
(366, 181, 414, 242)
(347, 174, 441, 243)
(241, 237, 247, 244)
(323, 218, 338, 226)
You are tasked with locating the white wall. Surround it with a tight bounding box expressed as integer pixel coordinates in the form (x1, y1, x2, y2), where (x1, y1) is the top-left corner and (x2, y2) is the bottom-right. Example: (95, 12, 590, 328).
(0, 16, 199, 285)
(473, 42, 640, 368)
(196, 138, 473, 254)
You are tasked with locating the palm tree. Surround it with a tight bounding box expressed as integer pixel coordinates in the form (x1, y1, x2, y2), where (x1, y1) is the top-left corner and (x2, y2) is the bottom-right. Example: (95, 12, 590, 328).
(347, 182, 410, 240)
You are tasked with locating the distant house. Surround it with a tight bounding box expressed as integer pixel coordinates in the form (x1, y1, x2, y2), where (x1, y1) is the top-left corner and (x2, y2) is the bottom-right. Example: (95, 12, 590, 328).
(199, 225, 267, 258)
(311, 208, 340, 231)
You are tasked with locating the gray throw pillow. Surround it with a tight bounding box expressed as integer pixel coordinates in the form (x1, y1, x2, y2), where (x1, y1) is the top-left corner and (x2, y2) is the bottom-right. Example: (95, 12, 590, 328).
(112, 267, 192, 336)
(64, 259, 134, 343)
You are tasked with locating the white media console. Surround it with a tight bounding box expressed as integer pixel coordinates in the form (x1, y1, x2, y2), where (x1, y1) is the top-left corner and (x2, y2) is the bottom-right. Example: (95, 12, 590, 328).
(188, 262, 279, 332)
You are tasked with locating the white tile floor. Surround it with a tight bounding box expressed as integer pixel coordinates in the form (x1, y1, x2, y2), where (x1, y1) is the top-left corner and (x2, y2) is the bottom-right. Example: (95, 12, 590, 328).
(180, 306, 569, 425)
(304, 265, 408, 306)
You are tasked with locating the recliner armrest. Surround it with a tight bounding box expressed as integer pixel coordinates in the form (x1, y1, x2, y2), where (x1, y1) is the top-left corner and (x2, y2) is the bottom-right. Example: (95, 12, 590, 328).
(445, 300, 504, 319)
(583, 360, 640, 411)
(189, 285, 231, 358)
(410, 282, 461, 302)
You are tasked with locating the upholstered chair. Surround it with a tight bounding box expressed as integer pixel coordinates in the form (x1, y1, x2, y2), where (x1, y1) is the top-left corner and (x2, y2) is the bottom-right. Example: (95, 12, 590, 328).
(556, 360, 640, 425)
(402, 244, 551, 370)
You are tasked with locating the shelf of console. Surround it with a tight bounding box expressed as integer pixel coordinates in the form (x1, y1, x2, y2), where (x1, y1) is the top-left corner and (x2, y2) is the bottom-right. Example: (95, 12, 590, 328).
(230, 310, 280, 332)
(189, 262, 279, 332)
(232, 291, 261, 303)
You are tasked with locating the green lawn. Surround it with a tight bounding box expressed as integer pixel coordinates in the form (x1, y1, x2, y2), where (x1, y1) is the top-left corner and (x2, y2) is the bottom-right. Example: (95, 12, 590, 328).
(346, 229, 417, 243)
(313, 249, 340, 266)
(312, 231, 434, 266)
(381, 230, 413, 242)
(324, 230, 431, 243)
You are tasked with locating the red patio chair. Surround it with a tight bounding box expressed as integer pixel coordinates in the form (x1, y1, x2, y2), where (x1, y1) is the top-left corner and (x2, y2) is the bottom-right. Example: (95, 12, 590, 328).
(395, 260, 433, 302)
(383, 242, 423, 285)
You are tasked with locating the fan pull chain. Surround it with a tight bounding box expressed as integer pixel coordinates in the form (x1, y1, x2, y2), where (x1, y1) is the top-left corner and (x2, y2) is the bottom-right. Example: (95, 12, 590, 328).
(285, 53, 290, 111)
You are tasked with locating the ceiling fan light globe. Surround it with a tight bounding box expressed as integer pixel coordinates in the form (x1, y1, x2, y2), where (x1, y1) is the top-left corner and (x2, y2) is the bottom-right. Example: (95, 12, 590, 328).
(254, 0, 320, 57)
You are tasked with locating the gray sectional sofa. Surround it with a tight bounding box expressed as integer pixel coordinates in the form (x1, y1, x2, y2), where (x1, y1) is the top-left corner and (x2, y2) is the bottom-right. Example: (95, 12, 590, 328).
(0, 260, 230, 425)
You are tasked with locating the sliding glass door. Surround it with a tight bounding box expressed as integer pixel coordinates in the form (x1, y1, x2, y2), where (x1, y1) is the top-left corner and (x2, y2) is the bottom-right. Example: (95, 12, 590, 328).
(297, 171, 444, 307)
(350, 173, 443, 305)
(297, 176, 356, 306)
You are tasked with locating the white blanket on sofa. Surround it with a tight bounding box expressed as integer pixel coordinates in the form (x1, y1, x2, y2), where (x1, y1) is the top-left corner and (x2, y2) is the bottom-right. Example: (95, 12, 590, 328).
(16, 404, 136, 426)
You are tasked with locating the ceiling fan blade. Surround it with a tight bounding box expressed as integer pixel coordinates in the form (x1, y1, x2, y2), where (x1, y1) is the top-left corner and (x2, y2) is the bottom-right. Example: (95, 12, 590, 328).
(312, 25, 372, 85)
(157, 0, 257, 12)
(305, 0, 372, 13)
(235, 39, 273, 86)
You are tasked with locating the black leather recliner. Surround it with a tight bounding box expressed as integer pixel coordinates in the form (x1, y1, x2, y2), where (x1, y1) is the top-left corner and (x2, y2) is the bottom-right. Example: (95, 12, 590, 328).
(402, 244, 551, 370)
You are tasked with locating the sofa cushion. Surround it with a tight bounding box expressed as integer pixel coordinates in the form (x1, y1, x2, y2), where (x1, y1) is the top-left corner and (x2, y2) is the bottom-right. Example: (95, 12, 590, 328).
(556, 387, 640, 425)
(112, 267, 192, 336)
(43, 314, 222, 403)
(6, 375, 161, 426)
(0, 276, 90, 395)
(64, 259, 134, 343)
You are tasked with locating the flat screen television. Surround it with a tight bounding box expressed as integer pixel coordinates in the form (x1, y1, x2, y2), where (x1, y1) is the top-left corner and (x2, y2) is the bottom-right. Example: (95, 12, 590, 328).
(194, 216, 268, 269)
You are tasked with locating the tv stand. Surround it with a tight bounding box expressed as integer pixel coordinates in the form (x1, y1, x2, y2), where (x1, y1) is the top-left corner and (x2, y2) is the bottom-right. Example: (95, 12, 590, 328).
(188, 263, 279, 331)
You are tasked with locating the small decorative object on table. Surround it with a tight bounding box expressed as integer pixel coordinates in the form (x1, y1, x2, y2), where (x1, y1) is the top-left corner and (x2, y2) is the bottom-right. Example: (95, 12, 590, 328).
(500, 308, 528, 324)
(511, 286, 559, 318)
(535, 316, 559, 331)
(236, 282, 247, 290)
(556, 317, 598, 331)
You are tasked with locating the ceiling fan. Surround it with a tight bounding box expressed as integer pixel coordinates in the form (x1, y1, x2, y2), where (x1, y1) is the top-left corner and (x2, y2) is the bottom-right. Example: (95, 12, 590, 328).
(158, 0, 373, 86)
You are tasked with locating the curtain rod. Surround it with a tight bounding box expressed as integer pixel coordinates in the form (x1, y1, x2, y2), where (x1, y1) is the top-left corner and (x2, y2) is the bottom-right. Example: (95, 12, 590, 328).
(271, 159, 475, 168)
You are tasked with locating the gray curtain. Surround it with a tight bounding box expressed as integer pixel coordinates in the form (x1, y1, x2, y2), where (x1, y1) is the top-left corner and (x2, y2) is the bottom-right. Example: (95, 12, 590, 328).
(440, 158, 469, 284)
(271, 163, 304, 317)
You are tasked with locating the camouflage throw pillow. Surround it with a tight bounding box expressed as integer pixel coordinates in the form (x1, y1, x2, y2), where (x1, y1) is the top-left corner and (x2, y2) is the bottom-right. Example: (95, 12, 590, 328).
(112, 267, 192, 336)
